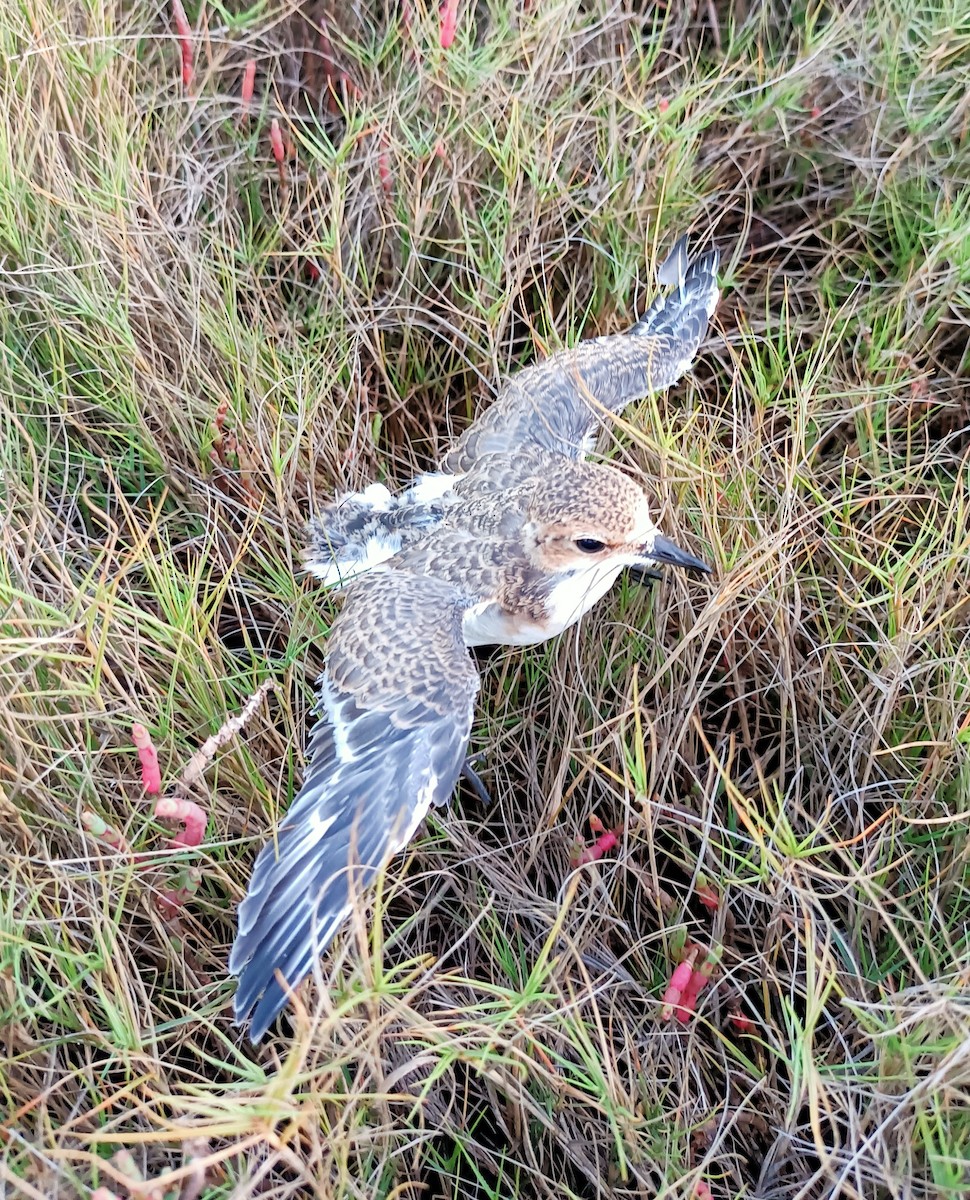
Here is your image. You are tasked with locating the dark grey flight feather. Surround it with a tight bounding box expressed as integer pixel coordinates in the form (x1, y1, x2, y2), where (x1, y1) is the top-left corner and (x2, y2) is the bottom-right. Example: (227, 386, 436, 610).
(230, 573, 479, 1041)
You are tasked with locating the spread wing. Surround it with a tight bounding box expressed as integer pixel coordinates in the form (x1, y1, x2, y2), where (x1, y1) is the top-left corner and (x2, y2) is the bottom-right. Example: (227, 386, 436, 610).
(230, 572, 479, 1041)
(441, 239, 719, 473)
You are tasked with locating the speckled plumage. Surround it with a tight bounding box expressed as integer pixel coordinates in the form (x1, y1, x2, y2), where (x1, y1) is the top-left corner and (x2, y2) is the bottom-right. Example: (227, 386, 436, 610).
(231, 238, 720, 1040)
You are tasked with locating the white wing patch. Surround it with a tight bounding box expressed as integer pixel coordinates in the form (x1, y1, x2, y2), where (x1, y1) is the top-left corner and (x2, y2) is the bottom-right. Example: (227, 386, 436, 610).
(307, 810, 338, 837)
(320, 679, 358, 763)
(305, 476, 461, 589)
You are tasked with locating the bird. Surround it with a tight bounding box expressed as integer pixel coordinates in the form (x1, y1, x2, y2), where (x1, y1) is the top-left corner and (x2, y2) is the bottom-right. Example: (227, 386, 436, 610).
(230, 236, 720, 1041)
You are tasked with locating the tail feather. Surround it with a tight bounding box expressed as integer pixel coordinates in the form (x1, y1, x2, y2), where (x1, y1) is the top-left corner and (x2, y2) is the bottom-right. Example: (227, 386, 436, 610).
(304, 489, 447, 587)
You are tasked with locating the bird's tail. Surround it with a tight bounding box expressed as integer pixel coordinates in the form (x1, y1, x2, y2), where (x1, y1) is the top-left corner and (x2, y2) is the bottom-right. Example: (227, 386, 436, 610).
(630, 235, 720, 344)
(304, 481, 446, 587)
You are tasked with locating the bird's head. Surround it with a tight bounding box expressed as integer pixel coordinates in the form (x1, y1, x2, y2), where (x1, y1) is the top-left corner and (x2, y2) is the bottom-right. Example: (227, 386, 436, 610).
(524, 462, 711, 577)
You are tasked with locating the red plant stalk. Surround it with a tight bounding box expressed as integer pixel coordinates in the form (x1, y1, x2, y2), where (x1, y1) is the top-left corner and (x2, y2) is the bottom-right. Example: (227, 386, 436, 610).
(171, 0, 193, 87)
(269, 118, 287, 188)
(695, 872, 720, 910)
(570, 817, 621, 866)
(131, 722, 161, 794)
(440, 0, 459, 49)
(674, 944, 723, 1023)
(573, 814, 622, 865)
(241, 59, 256, 109)
(158, 866, 202, 919)
(378, 149, 393, 195)
(673, 972, 705, 1022)
(211, 398, 230, 466)
(730, 1009, 753, 1034)
(661, 947, 699, 1019)
(82, 810, 129, 853)
(155, 797, 207, 849)
(269, 118, 285, 165)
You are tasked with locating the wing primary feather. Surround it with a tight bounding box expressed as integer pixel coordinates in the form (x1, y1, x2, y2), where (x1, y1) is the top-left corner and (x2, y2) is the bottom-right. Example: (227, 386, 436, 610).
(629, 243, 719, 340)
(655, 232, 691, 290)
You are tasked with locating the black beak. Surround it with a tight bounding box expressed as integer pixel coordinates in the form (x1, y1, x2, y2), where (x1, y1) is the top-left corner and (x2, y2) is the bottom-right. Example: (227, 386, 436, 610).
(647, 534, 712, 575)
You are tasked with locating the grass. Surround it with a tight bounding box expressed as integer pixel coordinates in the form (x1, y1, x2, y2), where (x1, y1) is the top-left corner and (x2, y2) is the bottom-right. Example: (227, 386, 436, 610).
(1, 0, 969, 1196)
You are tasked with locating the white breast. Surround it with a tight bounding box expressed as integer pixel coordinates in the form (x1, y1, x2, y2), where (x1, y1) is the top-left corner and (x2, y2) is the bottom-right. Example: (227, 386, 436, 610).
(541, 562, 626, 634)
(462, 561, 626, 648)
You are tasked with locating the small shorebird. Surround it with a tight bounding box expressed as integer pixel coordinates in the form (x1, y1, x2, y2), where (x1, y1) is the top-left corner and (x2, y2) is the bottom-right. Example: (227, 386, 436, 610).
(231, 237, 719, 1041)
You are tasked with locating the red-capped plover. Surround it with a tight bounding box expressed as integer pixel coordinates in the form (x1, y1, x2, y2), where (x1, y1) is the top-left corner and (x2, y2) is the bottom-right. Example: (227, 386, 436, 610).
(231, 237, 719, 1040)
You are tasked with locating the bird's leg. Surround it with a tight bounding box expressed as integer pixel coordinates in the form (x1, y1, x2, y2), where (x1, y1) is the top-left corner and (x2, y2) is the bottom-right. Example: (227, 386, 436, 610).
(460, 755, 494, 807)
(625, 564, 663, 587)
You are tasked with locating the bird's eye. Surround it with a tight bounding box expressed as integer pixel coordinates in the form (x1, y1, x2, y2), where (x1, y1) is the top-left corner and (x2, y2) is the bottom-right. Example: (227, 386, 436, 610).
(575, 537, 607, 554)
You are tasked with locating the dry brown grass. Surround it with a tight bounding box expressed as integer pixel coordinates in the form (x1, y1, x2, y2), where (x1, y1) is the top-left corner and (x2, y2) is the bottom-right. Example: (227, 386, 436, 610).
(1, 1, 969, 1197)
